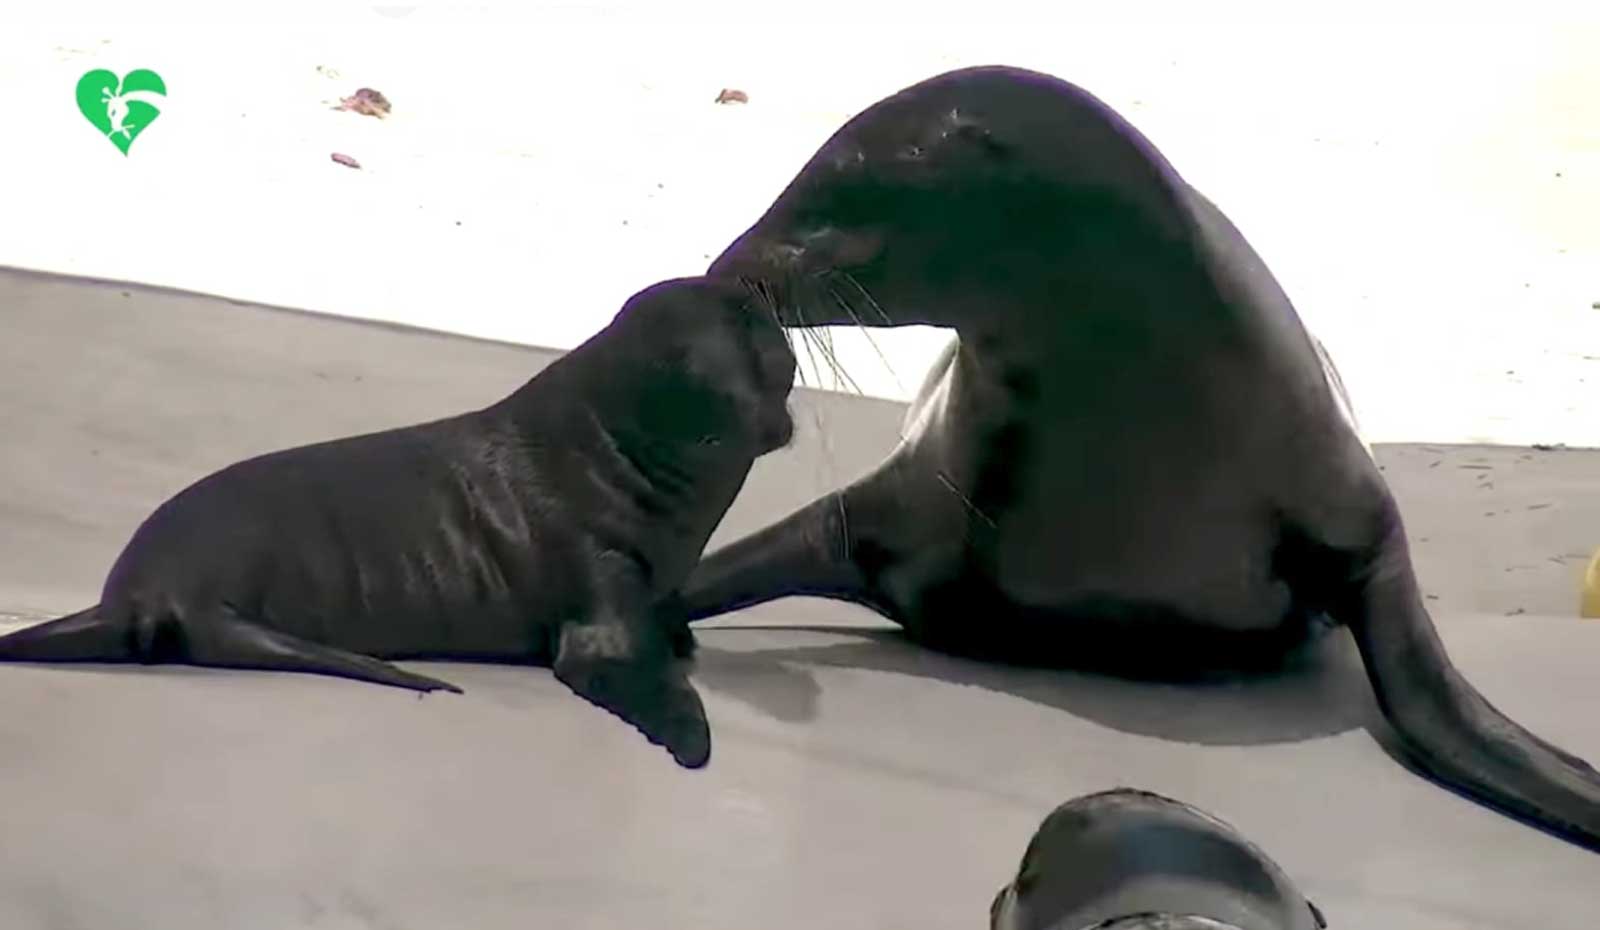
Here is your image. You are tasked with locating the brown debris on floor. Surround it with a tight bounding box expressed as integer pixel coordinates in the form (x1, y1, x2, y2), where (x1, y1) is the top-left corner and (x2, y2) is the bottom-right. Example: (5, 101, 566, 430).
(714, 88, 749, 104)
(330, 152, 362, 169)
(336, 88, 392, 118)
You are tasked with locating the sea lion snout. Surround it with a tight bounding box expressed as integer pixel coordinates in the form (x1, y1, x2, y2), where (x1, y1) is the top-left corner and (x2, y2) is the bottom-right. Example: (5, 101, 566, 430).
(756, 410, 795, 453)
(709, 226, 893, 334)
(714, 227, 883, 282)
(761, 238, 808, 268)
(802, 225, 884, 269)
(707, 234, 803, 288)
(743, 314, 797, 453)
(638, 275, 795, 453)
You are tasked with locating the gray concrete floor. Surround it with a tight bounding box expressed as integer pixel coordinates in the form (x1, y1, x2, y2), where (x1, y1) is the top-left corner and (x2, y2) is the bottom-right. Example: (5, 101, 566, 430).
(1, 266, 1597, 929)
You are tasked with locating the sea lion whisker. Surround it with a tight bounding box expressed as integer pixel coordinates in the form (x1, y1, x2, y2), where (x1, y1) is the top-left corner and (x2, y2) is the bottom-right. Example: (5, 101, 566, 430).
(784, 299, 849, 469)
(787, 284, 854, 393)
(937, 471, 995, 529)
(790, 301, 823, 389)
(808, 321, 862, 395)
(839, 270, 892, 324)
(741, 275, 778, 316)
(810, 292, 872, 396)
(748, 280, 791, 349)
(835, 491, 851, 562)
(827, 283, 905, 395)
(770, 304, 798, 357)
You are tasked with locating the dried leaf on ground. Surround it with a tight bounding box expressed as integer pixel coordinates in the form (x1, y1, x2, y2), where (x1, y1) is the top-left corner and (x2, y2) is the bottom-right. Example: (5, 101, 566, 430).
(336, 88, 392, 118)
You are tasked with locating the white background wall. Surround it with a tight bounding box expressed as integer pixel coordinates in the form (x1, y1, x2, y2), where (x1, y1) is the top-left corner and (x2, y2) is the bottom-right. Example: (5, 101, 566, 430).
(3, 1, 1596, 446)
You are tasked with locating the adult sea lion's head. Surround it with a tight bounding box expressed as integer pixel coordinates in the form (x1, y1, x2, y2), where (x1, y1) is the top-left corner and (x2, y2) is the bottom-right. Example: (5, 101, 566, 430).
(709, 66, 1196, 331)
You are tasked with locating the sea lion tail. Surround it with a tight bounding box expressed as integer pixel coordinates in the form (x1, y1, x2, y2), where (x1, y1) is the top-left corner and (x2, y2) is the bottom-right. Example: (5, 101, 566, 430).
(1342, 507, 1600, 851)
(0, 605, 134, 662)
(679, 491, 867, 621)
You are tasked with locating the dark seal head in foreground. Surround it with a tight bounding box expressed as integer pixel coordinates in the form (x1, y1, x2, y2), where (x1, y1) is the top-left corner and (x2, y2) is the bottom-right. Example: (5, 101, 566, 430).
(0, 275, 796, 767)
(991, 789, 1325, 930)
(682, 65, 1600, 848)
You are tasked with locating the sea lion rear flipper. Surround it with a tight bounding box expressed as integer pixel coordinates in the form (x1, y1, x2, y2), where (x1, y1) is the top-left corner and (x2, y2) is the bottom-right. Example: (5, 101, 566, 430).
(553, 614, 711, 768)
(1337, 512, 1600, 849)
(185, 607, 464, 694)
(0, 606, 129, 662)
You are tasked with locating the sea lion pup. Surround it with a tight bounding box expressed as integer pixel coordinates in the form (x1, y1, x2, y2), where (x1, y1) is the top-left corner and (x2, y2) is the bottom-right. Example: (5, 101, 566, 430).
(0, 276, 797, 767)
(991, 789, 1325, 930)
(681, 64, 1600, 846)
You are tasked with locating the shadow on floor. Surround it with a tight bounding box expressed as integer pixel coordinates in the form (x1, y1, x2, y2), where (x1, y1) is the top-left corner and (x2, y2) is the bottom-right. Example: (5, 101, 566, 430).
(692, 623, 1380, 748)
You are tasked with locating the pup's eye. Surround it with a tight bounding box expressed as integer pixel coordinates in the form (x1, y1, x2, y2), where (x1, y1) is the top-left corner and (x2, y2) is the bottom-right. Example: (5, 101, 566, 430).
(901, 144, 925, 160)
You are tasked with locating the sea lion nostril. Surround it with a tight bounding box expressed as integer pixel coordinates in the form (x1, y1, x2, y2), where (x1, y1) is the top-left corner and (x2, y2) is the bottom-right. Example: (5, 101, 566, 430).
(708, 239, 800, 280)
(765, 241, 806, 266)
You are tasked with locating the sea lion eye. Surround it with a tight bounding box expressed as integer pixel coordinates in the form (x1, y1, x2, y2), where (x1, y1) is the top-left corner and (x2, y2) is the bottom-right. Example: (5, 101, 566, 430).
(901, 144, 926, 160)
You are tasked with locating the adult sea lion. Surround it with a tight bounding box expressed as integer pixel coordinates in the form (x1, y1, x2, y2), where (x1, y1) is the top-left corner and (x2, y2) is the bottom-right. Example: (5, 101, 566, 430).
(683, 66, 1600, 847)
(991, 789, 1325, 930)
(0, 276, 797, 767)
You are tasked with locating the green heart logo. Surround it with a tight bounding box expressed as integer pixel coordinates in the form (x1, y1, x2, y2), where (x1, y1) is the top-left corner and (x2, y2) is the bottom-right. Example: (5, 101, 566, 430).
(76, 68, 167, 155)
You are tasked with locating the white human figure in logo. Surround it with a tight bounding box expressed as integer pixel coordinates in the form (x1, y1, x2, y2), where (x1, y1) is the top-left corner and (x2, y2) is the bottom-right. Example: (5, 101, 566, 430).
(101, 81, 164, 141)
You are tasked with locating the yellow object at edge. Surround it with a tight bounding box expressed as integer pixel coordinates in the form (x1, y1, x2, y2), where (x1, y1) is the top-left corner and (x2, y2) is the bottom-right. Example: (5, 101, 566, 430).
(1583, 549, 1600, 619)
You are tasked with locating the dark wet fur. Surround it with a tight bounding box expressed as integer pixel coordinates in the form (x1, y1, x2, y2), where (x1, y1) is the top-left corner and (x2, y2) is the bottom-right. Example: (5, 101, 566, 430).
(0, 276, 797, 768)
(683, 65, 1600, 850)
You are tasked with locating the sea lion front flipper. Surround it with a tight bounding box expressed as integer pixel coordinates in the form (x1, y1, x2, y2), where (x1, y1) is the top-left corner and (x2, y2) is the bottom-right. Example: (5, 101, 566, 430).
(185, 607, 464, 694)
(1336, 510, 1600, 849)
(679, 490, 870, 620)
(553, 612, 711, 768)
